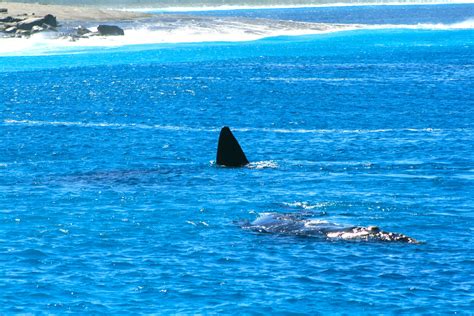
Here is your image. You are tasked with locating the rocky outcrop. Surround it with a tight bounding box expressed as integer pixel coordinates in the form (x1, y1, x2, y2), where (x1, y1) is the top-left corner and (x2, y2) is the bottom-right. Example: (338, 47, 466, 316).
(0, 16, 22, 23)
(76, 26, 92, 36)
(0, 13, 57, 37)
(17, 14, 57, 30)
(1, 11, 127, 39)
(97, 24, 124, 36)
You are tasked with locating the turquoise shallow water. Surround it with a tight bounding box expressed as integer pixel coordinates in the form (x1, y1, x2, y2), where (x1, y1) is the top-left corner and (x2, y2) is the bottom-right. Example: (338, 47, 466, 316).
(1, 6, 474, 314)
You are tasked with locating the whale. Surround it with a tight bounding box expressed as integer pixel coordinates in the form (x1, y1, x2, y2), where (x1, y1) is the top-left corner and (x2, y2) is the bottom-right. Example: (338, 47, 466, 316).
(216, 126, 249, 167)
(239, 212, 419, 243)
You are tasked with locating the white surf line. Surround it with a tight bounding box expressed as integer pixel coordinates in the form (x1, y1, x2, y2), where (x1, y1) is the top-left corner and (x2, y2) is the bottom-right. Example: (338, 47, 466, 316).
(0, 23, 358, 56)
(367, 19, 474, 30)
(123, 1, 474, 13)
(1, 18, 472, 57)
(4, 119, 471, 134)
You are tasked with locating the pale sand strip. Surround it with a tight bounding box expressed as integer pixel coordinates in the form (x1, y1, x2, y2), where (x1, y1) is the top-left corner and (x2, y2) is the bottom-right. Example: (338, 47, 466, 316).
(0, 1, 151, 21)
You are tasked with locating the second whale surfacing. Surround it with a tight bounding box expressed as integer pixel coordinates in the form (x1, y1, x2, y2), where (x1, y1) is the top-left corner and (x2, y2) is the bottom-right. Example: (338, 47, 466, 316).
(239, 213, 419, 243)
(217, 127, 418, 243)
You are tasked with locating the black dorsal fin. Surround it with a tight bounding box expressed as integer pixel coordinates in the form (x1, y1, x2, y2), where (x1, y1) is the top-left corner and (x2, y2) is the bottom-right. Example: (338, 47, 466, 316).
(216, 127, 249, 167)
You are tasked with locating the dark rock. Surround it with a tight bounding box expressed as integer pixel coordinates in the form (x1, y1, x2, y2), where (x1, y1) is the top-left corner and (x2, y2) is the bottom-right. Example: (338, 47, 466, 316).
(76, 26, 91, 36)
(3, 22, 18, 28)
(17, 14, 57, 30)
(17, 17, 44, 30)
(0, 16, 22, 23)
(43, 14, 57, 27)
(97, 25, 124, 36)
(0, 8, 7, 13)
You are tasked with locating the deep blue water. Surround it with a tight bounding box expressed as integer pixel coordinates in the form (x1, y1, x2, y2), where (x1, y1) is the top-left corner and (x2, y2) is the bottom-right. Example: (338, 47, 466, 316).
(1, 6, 474, 315)
(165, 3, 474, 25)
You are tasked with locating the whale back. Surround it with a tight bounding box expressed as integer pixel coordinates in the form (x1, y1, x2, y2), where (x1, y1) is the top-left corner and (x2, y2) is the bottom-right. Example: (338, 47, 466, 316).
(241, 213, 419, 243)
(216, 127, 249, 167)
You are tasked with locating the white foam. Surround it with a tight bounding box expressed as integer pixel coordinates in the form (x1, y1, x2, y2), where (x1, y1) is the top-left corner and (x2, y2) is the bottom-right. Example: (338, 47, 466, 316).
(371, 18, 474, 30)
(0, 32, 66, 55)
(247, 160, 279, 169)
(0, 23, 343, 56)
(283, 201, 333, 209)
(1, 16, 473, 56)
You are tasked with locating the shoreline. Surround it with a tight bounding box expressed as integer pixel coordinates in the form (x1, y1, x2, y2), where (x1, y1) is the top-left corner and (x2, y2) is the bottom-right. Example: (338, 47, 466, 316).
(0, 1, 471, 54)
(0, 1, 157, 40)
(0, 1, 363, 47)
(0, 2, 152, 21)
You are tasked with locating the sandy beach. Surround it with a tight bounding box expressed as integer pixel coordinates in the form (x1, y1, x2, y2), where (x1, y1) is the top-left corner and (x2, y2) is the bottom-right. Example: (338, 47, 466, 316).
(0, 1, 151, 21)
(0, 0, 362, 44)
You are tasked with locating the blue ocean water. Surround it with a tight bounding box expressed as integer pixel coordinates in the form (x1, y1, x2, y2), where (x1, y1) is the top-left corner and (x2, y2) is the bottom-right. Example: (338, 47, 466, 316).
(1, 5, 474, 314)
(165, 3, 474, 25)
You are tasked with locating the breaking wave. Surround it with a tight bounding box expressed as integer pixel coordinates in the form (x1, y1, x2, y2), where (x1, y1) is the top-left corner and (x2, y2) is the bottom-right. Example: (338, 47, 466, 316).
(0, 14, 473, 56)
(0, 18, 358, 56)
(383, 18, 474, 29)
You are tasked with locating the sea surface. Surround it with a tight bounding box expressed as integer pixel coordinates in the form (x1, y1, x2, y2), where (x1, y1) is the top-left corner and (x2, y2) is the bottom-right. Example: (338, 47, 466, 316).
(1, 4, 473, 314)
